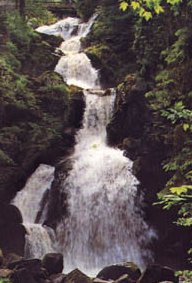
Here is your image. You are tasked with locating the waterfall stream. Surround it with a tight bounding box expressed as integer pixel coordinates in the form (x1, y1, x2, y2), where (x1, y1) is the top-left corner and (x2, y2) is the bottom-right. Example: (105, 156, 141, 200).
(13, 164, 56, 258)
(13, 15, 155, 275)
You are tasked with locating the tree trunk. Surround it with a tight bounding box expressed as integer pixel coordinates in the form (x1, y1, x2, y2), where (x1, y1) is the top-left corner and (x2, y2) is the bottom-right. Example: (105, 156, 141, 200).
(19, 0, 25, 17)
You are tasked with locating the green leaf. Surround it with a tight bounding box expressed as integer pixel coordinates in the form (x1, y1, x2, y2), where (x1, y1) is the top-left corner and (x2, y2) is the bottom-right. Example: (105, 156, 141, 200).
(120, 1, 129, 11)
(154, 5, 164, 14)
(183, 123, 190, 131)
(131, 1, 140, 10)
(143, 11, 152, 20)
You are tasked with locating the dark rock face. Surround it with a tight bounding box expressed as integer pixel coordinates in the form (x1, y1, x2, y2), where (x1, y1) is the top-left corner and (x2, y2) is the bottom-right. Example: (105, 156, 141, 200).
(11, 268, 38, 283)
(97, 262, 141, 282)
(44, 157, 73, 228)
(137, 265, 178, 283)
(9, 259, 47, 283)
(107, 75, 149, 146)
(42, 253, 63, 275)
(107, 75, 190, 269)
(0, 203, 23, 226)
(0, 203, 25, 256)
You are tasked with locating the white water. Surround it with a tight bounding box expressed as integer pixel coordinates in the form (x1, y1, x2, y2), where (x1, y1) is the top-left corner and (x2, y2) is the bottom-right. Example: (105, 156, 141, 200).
(57, 93, 154, 274)
(13, 164, 56, 258)
(13, 14, 155, 273)
(37, 15, 155, 274)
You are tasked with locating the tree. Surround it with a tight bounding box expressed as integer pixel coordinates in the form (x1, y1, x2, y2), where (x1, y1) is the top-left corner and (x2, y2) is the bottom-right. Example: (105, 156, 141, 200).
(119, 0, 183, 20)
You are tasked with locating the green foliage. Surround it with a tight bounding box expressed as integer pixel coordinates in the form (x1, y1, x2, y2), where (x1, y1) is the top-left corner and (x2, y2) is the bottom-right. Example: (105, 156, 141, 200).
(161, 102, 192, 127)
(72, 0, 98, 20)
(26, 0, 57, 27)
(161, 28, 191, 65)
(157, 185, 192, 227)
(0, 279, 11, 283)
(6, 13, 38, 50)
(176, 270, 192, 283)
(119, 0, 183, 20)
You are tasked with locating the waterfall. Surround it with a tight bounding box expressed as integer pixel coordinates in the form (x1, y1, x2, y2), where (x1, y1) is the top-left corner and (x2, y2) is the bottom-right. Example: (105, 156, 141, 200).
(13, 164, 56, 258)
(36, 14, 155, 274)
(56, 92, 155, 274)
(12, 14, 157, 274)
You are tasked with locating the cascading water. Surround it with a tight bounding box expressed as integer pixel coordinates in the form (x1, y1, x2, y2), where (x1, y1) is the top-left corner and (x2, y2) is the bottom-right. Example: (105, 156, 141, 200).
(13, 14, 155, 274)
(37, 15, 155, 274)
(56, 92, 155, 274)
(13, 164, 56, 258)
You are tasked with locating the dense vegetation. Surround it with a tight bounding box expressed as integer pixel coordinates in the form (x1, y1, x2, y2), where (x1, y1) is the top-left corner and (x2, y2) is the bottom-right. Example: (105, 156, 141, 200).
(0, 4, 83, 202)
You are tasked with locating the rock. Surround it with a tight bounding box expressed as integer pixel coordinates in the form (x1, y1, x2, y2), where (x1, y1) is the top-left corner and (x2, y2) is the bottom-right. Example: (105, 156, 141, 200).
(42, 253, 63, 275)
(97, 262, 141, 282)
(137, 265, 178, 283)
(94, 278, 113, 283)
(0, 203, 23, 226)
(49, 273, 66, 283)
(11, 268, 38, 283)
(0, 268, 13, 278)
(3, 253, 23, 267)
(0, 223, 26, 256)
(8, 258, 47, 279)
(107, 75, 149, 146)
(65, 269, 92, 283)
(0, 204, 25, 256)
(114, 274, 130, 283)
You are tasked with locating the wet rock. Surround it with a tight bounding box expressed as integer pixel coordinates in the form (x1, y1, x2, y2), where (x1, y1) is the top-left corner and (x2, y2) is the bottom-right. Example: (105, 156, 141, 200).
(107, 75, 149, 146)
(97, 262, 141, 282)
(49, 273, 66, 283)
(94, 278, 112, 283)
(0, 223, 26, 256)
(42, 253, 63, 275)
(137, 265, 178, 283)
(0, 203, 23, 226)
(3, 253, 23, 267)
(11, 268, 38, 283)
(65, 269, 92, 283)
(8, 258, 47, 279)
(114, 274, 130, 283)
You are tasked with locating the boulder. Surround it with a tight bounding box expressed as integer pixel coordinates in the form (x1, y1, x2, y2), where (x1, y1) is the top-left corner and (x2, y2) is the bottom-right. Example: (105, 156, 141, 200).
(11, 268, 38, 283)
(97, 262, 141, 282)
(0, 223, 26, 256)
(137, 265, 178, 283)
(42, 253, 63, 275)
(0, 203, 25, 256)
(65, 269, 92, 283)
(8, 258, 47, 279)
(0, 203, 23, 226)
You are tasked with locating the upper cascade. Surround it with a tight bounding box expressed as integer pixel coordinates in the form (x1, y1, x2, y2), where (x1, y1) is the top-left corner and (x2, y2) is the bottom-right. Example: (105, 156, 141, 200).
(37, 14, 99, 89)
